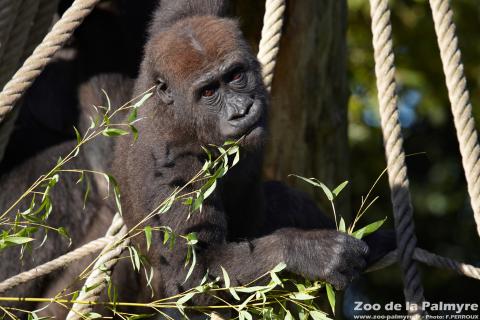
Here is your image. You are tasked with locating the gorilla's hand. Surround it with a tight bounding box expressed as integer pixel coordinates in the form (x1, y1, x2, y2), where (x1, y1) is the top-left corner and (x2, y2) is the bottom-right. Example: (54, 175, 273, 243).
(280, 229, 369, 290)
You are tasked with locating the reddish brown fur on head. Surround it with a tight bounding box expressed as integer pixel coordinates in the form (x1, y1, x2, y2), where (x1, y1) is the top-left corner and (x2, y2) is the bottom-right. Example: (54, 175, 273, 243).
(146, 16, 247, 85)
(136, 13, 267, 149)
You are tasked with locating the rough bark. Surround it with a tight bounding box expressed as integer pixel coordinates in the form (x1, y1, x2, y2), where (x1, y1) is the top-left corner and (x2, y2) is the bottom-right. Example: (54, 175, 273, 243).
(234, 0, 350, 214)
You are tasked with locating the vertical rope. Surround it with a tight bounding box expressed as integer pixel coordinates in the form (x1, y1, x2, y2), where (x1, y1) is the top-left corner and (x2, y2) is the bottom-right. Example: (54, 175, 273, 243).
(428, 0, 480, 238)
(368, 0, 425, 318)
(257, 0, 286, 92)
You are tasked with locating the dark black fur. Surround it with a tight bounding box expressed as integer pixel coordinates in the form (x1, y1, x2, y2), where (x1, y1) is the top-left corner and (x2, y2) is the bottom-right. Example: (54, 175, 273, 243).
(112, 0, 374, 308)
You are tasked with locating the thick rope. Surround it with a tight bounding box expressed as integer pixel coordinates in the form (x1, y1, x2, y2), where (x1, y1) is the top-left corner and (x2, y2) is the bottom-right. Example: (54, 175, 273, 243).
(368, 0, 425, 318)
(0, 0, 102, 124)
(257, 0, 286, 92)
(0, 237, 111, 294)
(66, 214, 129, 320)
(0, 0, 59, 164)
(367, 248, 480, 280)
(428, 0, 480, 238)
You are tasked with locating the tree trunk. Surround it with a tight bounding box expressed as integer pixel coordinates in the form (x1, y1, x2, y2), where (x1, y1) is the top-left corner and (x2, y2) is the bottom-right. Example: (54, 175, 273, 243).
(234, 0, 350, 214)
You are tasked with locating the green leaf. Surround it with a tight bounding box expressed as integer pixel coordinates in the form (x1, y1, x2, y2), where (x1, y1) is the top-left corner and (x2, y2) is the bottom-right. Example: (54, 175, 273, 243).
(102, 128, 129, 137)
(176, 291, 196, 305)
(186, 232, 198, 245)
(184, 244, 197, 282)
(133, 92, 153, 108)
(317, 182, 334, 201)
(236, 285, 272, 293)
(351, 217, 387, 239)
(128, 108, 138, 123)
(221, 266, 230, 288)
(199, 270, 209, 286)
(102, 89, 112, 111)
(338, 217, 346, 233)
(239, 310, 252, 320)
(271, 262, 287, 273)
(144, 226, 152, 252)
(88, 116, 96, 130)
(289, 292, 315, 300)
(6, 236, 35, 244)
(58, 227, 72, 247)
(163, 228, 171, 245)
(229, 287, 240, 301)
(289, 175, 334, 200)
(326, 283, 336, 315)
(332, 181, 349, 198)
(192, 193, 204, 212)
(310, 310, 331, 320)
(289, 174, 321, 187)
(270, 271, 282, 286)
(73, 126, 82, 145)
(238, 293, 255, 311)
(157, 196, 174, 214)
(83, 174, 91, 209)
(285, 311, 293, 320)
(202, 179, 217, 200)
(85, 312, 102, 319)
(129, 125, 139, 141)
(128, 246, 141, 271)
(76, 171, 84, 184)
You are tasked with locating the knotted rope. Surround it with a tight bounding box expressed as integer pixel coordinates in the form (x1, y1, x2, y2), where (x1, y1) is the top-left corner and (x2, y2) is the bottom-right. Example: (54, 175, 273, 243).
(257, 0, 286, 92)
(428, 0, 480, 238)
(368, 0, 425, 318)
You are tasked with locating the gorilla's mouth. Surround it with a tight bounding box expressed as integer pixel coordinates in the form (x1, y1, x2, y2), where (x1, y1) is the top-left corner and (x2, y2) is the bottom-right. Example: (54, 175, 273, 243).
(223, 100, 264, 138)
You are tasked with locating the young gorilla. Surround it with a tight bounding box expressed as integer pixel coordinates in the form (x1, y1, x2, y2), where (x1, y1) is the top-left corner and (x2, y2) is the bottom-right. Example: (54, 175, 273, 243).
(113, 0, 373, 306)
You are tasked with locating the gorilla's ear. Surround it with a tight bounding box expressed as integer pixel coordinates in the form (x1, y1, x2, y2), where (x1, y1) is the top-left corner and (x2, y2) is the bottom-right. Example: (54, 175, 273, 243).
(156, 78, 173, 105)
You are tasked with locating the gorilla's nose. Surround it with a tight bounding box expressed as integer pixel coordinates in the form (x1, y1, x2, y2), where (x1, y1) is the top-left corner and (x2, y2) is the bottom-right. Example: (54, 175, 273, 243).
(227, 95, 253, 121)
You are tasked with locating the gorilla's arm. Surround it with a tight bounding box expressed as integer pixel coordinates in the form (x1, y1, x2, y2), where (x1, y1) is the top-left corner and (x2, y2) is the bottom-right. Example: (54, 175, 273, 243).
(117, 145, 369, 303)
(261, 181, 396, 267)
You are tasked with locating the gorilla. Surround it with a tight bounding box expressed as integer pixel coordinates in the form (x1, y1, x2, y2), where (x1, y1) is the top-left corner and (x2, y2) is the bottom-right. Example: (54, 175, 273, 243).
(0, 0, 393, 318)
(112, 0, 376, 309)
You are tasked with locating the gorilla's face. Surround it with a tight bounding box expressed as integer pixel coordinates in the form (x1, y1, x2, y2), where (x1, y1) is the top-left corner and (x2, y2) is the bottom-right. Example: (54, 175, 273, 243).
(192, 60, 266, 140)
(145, 16, 268, 148)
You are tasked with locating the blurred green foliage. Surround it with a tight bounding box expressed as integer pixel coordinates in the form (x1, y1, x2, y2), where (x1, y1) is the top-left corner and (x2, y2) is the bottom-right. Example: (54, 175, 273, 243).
(347, 0, 480, 306)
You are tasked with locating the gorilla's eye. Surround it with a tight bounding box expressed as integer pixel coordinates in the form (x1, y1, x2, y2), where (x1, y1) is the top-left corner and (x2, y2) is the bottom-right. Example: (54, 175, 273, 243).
(227, 68, 245, 83)
(233, 73, 242, 81)
(202, 87, 217, 98)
